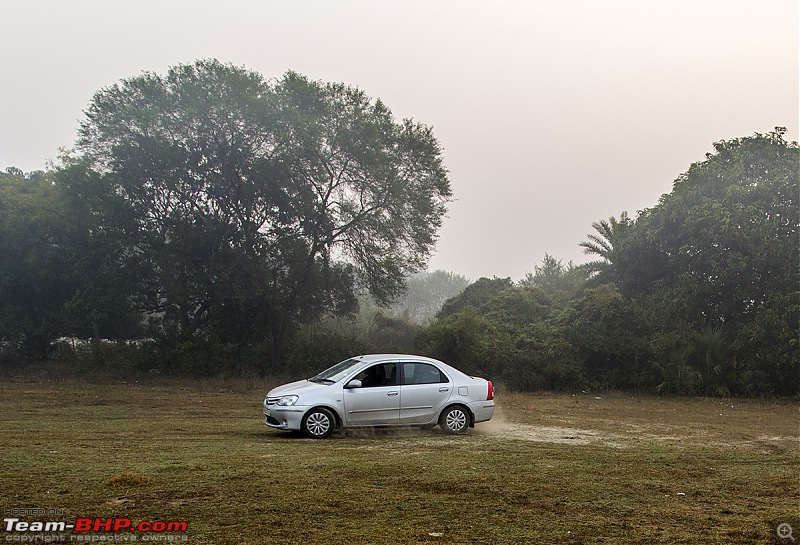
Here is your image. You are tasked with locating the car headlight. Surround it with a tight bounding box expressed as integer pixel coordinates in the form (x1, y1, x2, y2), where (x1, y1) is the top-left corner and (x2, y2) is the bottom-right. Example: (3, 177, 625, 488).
(276, 395, 299, 406)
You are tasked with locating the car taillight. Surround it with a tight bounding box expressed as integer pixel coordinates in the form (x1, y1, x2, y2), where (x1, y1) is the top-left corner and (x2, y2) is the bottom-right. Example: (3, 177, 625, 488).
(487, 380, 494, 400)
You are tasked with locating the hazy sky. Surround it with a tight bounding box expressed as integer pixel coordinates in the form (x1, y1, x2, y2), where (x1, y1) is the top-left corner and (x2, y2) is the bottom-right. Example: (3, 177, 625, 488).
(2, 1, 797, 281)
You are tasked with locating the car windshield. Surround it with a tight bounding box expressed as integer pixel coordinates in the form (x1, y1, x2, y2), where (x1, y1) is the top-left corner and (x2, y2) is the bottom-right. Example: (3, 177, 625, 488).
(309, 358, 363, 384)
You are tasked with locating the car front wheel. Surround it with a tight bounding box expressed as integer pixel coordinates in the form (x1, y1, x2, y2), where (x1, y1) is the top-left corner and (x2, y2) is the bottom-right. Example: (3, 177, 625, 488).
(440, 405, 469, 435)
(302, 407, 335, 439)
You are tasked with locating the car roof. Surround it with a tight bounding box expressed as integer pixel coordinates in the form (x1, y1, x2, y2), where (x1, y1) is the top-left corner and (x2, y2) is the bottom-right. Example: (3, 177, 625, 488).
(354, 354, 442, 363)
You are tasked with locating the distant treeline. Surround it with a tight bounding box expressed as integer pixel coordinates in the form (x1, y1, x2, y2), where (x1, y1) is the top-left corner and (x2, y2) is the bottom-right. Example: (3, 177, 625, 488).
(0, 62, 796, 395)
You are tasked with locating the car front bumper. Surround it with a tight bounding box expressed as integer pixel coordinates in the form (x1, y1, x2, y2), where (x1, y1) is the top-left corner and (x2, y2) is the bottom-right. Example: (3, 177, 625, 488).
(263, 399, 306, 431)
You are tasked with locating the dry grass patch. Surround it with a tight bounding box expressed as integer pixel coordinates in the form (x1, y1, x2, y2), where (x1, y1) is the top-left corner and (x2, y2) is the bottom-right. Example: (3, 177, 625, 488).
(107, 472, 154, 488)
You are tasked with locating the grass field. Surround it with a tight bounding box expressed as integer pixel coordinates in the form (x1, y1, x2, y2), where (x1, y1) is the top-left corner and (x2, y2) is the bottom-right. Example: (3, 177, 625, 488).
(1, 377, 797, 544)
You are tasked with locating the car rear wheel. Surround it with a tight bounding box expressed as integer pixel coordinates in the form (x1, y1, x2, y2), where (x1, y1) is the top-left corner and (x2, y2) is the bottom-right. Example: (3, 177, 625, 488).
(302, 408, 335, 439)
(440, 405, 469, 435)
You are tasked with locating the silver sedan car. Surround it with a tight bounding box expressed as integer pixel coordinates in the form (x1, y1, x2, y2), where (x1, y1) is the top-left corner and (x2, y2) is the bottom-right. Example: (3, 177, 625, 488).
(263, 354, 495, 438)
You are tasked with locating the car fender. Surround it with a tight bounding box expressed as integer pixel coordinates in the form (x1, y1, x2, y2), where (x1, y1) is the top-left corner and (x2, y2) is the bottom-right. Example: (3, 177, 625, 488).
(436, 402, 475, 427)
(302, 403, 345, 428)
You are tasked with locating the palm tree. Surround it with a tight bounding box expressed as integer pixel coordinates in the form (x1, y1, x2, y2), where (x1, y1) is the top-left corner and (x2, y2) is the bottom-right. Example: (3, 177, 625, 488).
(579, 211, 632, 277)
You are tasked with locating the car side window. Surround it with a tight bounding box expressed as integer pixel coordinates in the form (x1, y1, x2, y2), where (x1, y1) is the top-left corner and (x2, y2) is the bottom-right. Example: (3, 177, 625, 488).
(402, 362, 449, 385)
(353, 363, 397, 387)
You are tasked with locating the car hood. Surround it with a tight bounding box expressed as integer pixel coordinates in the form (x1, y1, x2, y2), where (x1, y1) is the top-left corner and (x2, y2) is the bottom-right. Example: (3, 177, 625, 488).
(267, 379, 330, 398)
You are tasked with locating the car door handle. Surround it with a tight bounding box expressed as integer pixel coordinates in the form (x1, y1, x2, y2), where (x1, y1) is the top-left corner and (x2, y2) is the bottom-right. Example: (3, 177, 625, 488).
(439, 387, 449, 393)
(387, 391, 399, 397)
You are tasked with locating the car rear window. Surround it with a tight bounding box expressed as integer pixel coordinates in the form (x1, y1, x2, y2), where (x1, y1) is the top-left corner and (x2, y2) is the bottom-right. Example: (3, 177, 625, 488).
(403, 362, 449, 385)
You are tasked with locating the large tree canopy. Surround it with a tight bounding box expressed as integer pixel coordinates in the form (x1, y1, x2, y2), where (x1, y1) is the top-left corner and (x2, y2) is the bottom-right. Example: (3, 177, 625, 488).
(74, 59, 451, 370)
(423, 129, 798, 396)
(0, 166, 140, 358)
(621, 128, 799, 393)
(0, 168, 71, 357)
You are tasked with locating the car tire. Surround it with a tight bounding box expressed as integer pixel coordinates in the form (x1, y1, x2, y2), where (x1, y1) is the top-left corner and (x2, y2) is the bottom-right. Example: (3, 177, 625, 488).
(302, 407, 336, 439)
(440, 405, 470, 435)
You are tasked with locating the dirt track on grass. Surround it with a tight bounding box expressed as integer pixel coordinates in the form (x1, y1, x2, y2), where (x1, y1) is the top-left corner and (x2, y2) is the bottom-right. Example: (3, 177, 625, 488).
(474, 412, 607, 444)
(473, 393, 799, 452)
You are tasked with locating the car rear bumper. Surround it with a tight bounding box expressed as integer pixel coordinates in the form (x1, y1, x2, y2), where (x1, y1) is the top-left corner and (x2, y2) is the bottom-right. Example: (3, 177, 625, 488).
(468, 400, 495, 424)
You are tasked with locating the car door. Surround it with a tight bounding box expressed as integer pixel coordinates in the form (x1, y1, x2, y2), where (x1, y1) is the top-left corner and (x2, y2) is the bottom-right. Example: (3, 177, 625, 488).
(399, 361, 452, 425)
(342, 362, 400, 426)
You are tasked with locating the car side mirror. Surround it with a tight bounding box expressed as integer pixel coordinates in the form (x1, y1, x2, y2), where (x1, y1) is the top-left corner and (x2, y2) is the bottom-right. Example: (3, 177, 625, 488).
(345, 379, 362, 389)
